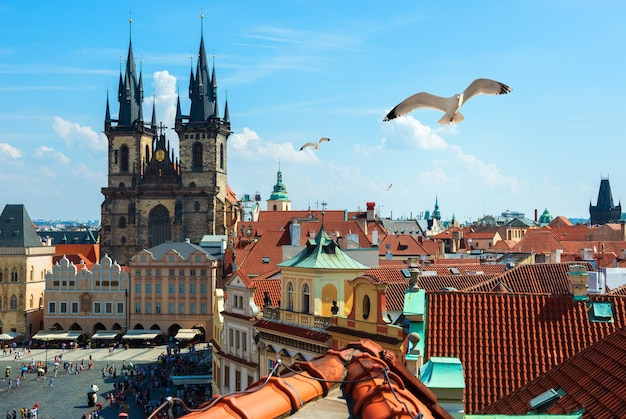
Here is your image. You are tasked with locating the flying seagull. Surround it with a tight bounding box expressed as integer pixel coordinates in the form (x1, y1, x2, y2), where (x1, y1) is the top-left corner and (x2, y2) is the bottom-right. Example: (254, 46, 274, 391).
(383, 78, 512, 125)
(300, 137, 331, 151)
(385, 183, 393, 191)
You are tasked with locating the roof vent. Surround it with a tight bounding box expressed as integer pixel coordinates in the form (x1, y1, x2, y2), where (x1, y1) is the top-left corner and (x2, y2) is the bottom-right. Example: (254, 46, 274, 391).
(449, 267, 460, 275)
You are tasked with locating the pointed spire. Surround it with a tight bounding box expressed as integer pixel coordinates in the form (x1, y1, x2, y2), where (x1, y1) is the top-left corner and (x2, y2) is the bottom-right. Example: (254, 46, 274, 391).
(188, 14, 216, 122)
(223, 89, 230, 124)
(105, 90, 111, 129)
(175, 95, 182, 121)
(151, 95, 157, 129)
(211, 56, 220, 119)
(117, 17, 143, 126)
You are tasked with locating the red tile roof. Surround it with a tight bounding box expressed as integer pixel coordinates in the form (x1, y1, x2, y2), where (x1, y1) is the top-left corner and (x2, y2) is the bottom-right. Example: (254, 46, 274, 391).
(479, 326, 626, 418)
(465, 262, 593, 294)
(515, 230, 567, 253)
(378, 234, 429, 257)
(425, 292, 626, 414)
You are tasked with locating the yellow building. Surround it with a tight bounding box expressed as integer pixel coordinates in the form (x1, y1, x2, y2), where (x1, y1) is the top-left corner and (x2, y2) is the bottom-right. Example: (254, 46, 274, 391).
(129, 241, 218, 342)
(0, 205, 53, 339)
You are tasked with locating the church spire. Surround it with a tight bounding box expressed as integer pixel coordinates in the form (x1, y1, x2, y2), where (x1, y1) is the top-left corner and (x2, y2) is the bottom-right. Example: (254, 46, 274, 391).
(117, 18, 144, 126)
(104, 90, 111, 130)
(188, 13, 215, 122)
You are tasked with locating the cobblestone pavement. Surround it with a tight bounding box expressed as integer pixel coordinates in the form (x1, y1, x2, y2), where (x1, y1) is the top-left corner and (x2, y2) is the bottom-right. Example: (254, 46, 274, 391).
(0, 344, 189, 419)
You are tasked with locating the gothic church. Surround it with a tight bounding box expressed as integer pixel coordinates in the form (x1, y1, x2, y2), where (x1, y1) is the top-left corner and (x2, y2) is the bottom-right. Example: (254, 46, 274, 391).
(101, 24, 237, 265)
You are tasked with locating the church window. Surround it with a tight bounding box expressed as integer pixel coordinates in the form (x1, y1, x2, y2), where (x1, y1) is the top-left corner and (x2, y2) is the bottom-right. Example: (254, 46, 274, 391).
(220, 143, 224, 169)
(145, 144, 150, 162)
(10, 295, 17, 310)
(11, 269, 17, 282)
(148, 205, 171, 247)
(120, 145, 129, 172)
(193, 142, 203, 170)
(119, 216, 127, 228)
(121, 236, 126, 244)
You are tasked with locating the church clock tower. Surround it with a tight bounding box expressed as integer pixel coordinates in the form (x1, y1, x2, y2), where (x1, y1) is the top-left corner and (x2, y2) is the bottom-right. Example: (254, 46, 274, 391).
(101, 17, 233, 265)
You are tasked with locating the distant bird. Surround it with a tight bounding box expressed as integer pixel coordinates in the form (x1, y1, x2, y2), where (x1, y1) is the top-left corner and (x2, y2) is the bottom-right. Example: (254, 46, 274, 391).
(299, 137, 330, 151)
(383, 78, 512, 125)
(385, 183, 393, 191)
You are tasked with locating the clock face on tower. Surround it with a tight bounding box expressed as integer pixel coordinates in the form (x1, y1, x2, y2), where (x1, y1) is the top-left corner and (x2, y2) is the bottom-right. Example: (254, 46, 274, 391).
(155, 149, 165, 162)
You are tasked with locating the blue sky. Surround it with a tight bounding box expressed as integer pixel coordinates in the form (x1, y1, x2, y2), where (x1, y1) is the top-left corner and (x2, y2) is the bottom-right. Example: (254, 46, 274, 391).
(0, 1, 624, 223)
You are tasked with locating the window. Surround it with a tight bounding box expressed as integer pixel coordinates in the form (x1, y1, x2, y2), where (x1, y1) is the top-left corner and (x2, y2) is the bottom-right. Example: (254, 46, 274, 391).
(169, 284, 175, 294)
(155, 302, 161, 314)
(220, 143, 224, 169)
(189, 283, 196, 294)
(145, 283, 152, 294)
(200, 303, 207, 314)
(229, 329, 233, 347)
(120, 144, 129, 172)
(236, 330, 240, 349)
(135, 302, 141, 313)
(49, 302, 56, 314)
(200, 269, 207, 276)
(287, 282, 294, 311)
(155, 283, 161, 294)
(190, 269, 196, 276)
(71, 302, 79, 314)
(179, 284, 185, 294)
(135, 283, 141, 294)
(235, 370, 241, 392)
(224, 366, 230, 388)
(145, 302, 152, 314)
(189, 303, 196, 314)
(155, 269, 162, 277)
(200, 283, 207, 294)
(302, 283, 310, 314)
(362, 295, 371, 320)
(178, 303, 185, 314)
(116, 302, 124, 314)
(168, 255, 175, 262)
(105, 302, 112, 314)
(118, 216, 127, 228)
(145, 269, 152, 276)
(94, 302, 101, 314)
(179, 269, 185, 276)
(193, 142, 203, 169)
(195, 255, 202, 262)
(169, 269, 175, 277)
(242, 332, 247, 352)
(168, 303, 175, 314)
(60, 302, 67, 313)
(135, 269, 141, 277)
(11, 269, 18, 282)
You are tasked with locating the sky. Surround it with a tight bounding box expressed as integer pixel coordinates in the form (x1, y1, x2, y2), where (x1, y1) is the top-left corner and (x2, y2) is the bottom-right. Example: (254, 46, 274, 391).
(1, 1, 625, 223)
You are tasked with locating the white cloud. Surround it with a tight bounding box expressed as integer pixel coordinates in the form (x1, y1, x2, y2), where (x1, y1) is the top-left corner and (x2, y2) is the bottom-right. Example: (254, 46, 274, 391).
(0, 142, 22, 159)
(229, 127, 309, 163)
(382, 116, 449, 151)
(52, 116, 107, 151)
(33, 145, 70, 164)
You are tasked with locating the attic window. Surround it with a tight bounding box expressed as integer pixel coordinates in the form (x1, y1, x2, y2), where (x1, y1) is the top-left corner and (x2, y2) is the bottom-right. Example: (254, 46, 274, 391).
(400, 268, 410, 278)
(262, 257, 270, 264)
(7, 217, 13, 223)
(529, 388, 566, 413)
(13, 230, 19, 236)
(449, 267, 461, 275)
(588, 302, 614, 323)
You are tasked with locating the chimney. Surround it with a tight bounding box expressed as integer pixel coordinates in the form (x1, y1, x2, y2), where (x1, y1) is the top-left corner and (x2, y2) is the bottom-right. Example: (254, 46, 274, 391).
(366, 201, 376, 222)
(408, 257, 421, 288)
(568, 264, 589, 301)
(534, 208, 538, 222)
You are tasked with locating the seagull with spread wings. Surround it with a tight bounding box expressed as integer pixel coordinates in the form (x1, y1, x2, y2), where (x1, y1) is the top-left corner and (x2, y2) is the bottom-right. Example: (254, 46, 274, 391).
(299, 137, 331, 151)
(383, 78, 512, 125)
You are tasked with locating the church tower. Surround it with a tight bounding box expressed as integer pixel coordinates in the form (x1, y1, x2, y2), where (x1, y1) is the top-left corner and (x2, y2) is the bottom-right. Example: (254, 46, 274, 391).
(101, 18, 233, 265)
(266, 165, 291, 211)
(590, 177, 622, 225)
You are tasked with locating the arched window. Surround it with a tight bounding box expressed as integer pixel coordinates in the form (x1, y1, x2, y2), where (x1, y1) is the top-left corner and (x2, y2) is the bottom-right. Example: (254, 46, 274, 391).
(11, 268, 18, 282)
(119, 216, 127, 228)
(145, 144, 150, 162)
(219, 143, 224, 169)
(10, 295, 17, 310)
(121, 236, 127, 244)
(302, 283, 310, 314)
(362, 295, 371, 320)
(0, 271, 3, 282)
(29, 294, 34, 309)
(148, 205, 171, 247)
(287, 282, 294, 311)
(193, 142, 203, 170)
(120, 145, 129, 172)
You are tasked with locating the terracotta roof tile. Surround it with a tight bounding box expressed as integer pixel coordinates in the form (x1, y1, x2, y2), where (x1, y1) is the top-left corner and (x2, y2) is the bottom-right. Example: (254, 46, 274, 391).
(479, 326, 626, 418)
(465, 262, 593, 294)
(515, 230, 567, 253)
(378, 234, 429, 257)
(425, 292, 626, 413)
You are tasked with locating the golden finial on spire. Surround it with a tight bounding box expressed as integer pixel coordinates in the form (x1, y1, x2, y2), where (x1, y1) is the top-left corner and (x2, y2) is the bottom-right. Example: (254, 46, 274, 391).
(129, 12, 133, 39)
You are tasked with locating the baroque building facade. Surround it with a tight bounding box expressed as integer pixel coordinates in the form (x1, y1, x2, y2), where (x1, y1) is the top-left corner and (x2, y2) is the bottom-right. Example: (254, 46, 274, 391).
(100, 23, 237, 265)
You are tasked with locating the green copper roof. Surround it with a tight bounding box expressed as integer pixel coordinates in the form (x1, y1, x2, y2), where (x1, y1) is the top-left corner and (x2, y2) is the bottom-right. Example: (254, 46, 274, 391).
(278, 227, 368, 269)
(269, 169, 290, 201)
(420, 357, 465, 389)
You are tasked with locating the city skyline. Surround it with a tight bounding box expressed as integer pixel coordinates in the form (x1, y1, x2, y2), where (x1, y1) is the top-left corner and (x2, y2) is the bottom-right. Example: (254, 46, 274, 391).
(1, 1, 625, 222)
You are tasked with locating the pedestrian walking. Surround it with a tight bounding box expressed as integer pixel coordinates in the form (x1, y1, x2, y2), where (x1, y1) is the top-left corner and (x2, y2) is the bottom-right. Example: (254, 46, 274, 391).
(7, 377, 12, 391)
(48, 377, 54, 387)
(15, 376, 20, 389)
